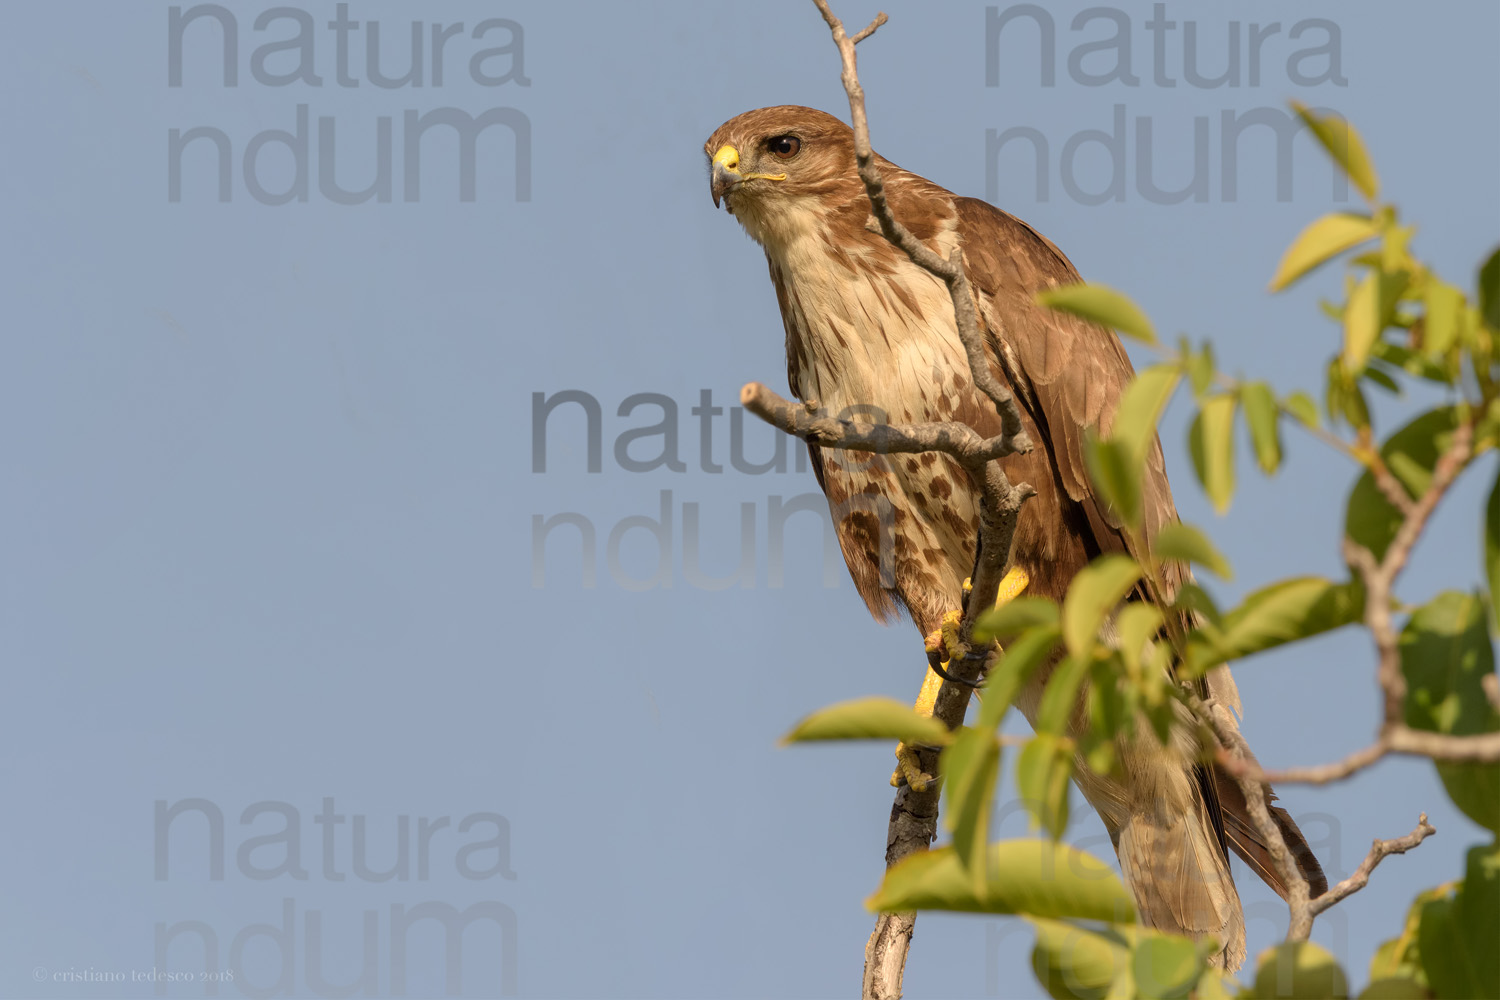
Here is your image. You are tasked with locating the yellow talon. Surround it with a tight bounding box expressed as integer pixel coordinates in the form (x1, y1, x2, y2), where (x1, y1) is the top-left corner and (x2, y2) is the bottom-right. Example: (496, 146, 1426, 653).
(891, 567, 1031, 787)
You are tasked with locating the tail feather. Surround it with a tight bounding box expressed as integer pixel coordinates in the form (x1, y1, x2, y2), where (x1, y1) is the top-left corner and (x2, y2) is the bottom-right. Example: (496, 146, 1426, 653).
(1113, 784, 1247, 971)
(1214, 766, 1329, 900)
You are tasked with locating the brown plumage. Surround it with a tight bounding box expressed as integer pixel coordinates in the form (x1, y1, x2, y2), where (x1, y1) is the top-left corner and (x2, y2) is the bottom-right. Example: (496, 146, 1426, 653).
(705, 106, 1326, 968)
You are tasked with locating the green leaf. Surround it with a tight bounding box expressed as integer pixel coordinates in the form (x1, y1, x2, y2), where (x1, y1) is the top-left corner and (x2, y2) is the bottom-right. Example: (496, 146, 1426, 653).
(1132, 934, 1203, 1000)
(1110, 364, 1181, 464)
(1062, 554, 1142, 660)
(1357, 978, 1430, 999)
(1039, 284, 1157, 345)
(1344, 270, 1384, 373)
(1018, 734, 1074, 839)
(1346, 407, 1461, 561)
(1362, 362, 1402, 396)
(1154, 521, 1233, 580)
(1400, 592, 1500, 834)
(1187, 342, 1217, 398)
(1185, 577, 1363, 674)
(1172, 580, 1223, 627)
(1326, 358, 1372, 430)
(781, 696, 950, 746)
(1030, 918, 1131, 1000)
(1417, 847, 1500, 1000)
(1189, 394, 1237, 513)
(1424, 278, 1465, 357)
(1369, 882, 1449, 989)
(1249, 941, 1350, 999)
(1082, 723, 1120, 776)
(1240, 381, 1283, 475)
(1195, 965, 1237, 1000)
(1487, 468, 1500, 631)
(1291, 100, 1379, 202)
(867, 840, 1137, 921)
(1479, 246, 1500, 332)
(1382, 224, 1416, 275)
(1269, 212, 1381, 291)
(975, 598, 1060, 644)
(1482, 398, 1500, 453)
(1115, 602, 1165, 677)
(1284, 390, 1321, 428)
(1372, 340, 1453, 385)
(977, 625, 1063, 730)
(1084, 435, 1142, 531)
(1037, 655, 1090, 735)
(941, 725, 1000, 880)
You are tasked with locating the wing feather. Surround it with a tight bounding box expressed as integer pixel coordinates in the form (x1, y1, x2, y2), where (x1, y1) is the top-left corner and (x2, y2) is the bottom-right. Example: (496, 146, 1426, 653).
(952, 197, 1179, 574)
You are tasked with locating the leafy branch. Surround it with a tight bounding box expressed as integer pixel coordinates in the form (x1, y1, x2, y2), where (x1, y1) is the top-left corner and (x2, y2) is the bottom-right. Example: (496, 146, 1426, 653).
(742, 5, 1499, 998)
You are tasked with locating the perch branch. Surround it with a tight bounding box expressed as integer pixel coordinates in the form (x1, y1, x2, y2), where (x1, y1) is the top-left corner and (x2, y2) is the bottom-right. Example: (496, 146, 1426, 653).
(740, 383, 1024, 465)
(746, 4, 1036, 997)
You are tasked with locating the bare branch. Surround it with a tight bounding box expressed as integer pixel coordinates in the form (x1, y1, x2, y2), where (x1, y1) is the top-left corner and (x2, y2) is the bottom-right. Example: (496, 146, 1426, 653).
(802, 9, 1041, 994)
(1224, 739, 1390, 787)
(1199, 697, 1314, 939)
(741, 383, 1023, 465)
(1205, 713, 1443, 938)
(1230, 725, 1500, 786)
(1307, 815, 1436, 918)
(810, 0, 1031, 452)
(1368, 452, 1418, 519)
(850, 11, 887, 43)
(1381, 421, 1473, 580)
(1351, 420, 1476, 725)
(1387, 726, 1500, 761)
(1211, 418, 1494, 794)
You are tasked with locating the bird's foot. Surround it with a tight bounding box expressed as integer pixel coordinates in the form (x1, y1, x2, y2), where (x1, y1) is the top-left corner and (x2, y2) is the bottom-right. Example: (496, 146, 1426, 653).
(890, 567, 1030, 789)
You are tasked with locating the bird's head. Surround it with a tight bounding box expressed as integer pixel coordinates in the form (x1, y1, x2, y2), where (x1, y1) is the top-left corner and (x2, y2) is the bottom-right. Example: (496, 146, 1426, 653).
(704, 106, 859, 247)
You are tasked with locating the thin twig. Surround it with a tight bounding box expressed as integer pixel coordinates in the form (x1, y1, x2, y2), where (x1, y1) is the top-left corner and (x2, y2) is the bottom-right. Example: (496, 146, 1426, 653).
(850, 11, 887, 42)
(1357, 419, 1474, 725)
(1307, 815, 1436, 919)
(810, 0, 1031, 453)
(1148, 344, 1364, 462)
(1201, 712, 1444, 940)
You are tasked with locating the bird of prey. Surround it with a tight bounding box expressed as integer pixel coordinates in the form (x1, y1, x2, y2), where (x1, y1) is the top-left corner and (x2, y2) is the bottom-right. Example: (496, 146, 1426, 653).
(704, 105, 1325, 968)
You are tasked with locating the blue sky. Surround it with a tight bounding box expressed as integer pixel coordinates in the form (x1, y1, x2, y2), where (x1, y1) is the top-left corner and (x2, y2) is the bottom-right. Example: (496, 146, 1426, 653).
(2, 2, 1497, 997)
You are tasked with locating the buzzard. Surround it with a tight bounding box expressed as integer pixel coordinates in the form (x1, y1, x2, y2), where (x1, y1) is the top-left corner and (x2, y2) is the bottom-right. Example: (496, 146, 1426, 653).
(704, 106, 1324, 968)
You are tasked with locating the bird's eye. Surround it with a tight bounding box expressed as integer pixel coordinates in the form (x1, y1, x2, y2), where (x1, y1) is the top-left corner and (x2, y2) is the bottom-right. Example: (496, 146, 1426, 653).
(767, 135, 801, 159)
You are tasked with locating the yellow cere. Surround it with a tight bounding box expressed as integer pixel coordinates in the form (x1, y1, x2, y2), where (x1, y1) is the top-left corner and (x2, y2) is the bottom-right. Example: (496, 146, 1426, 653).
(713, 143, 786, 183)
(712, 145, 739, 171)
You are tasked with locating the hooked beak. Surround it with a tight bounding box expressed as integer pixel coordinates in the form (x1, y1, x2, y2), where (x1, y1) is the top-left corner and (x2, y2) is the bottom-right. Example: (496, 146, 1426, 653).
(708, 143, 786, 209)
(710, 144, 741, 209)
